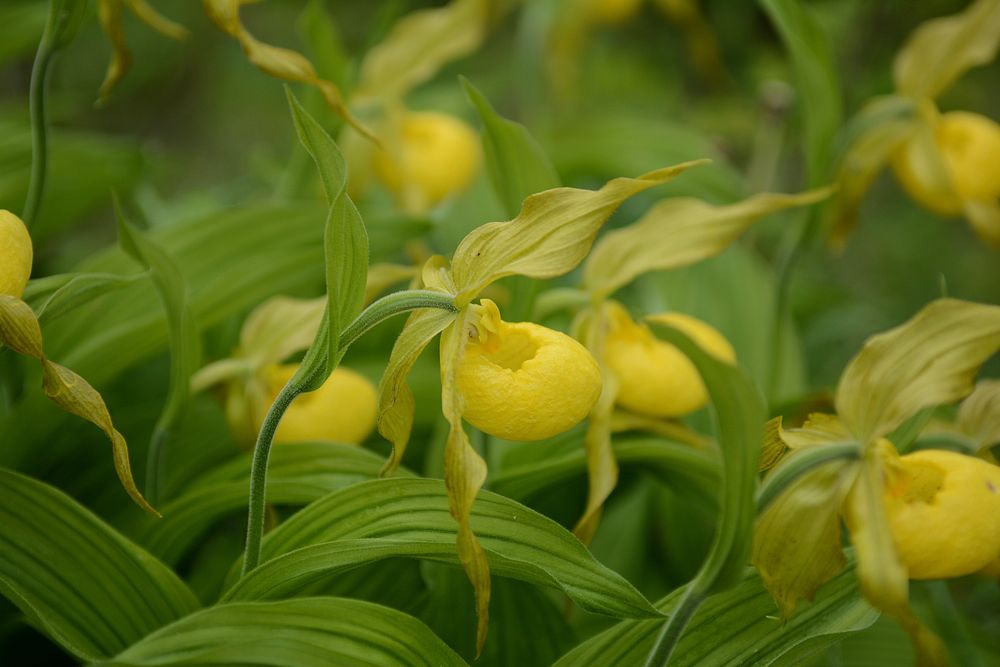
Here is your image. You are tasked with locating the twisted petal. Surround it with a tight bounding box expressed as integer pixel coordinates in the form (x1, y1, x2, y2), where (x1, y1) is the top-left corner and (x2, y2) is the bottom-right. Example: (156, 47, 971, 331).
(0, 296, 154, 514)
(440, 313, 491, 656)
(893, 0, 1000, 100)
(835, 298, 1000, 444)
(584, 188, 832, 298)
(957, 379, 1000, 450)
(376, 308, 457, 474)
(449, 162, 705, 306)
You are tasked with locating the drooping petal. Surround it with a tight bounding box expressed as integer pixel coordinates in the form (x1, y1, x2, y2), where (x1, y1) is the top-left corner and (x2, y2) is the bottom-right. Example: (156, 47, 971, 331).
(583, 188, 832, 299)
(0, 296, 155, 514)
(97, 0, 188, 104)
(353, 0, 490, 103)
(893, 0, 1000, 101)
(752, 457, 858, 617)
(573, 310, 620, 544)
(844, 448, 950, 666)
(439, 312, 491, 656)
(201, 0, 374, 141)
(827, 96, 919, 249)
(239, 296, 326, 368)
(376, 308, 457, 474)
(835, 298, 1000, 444)
(449, 162, 705, 306)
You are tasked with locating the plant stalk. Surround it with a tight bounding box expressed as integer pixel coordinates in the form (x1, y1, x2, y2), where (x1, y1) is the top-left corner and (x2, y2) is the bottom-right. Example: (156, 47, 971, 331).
(643, 588, 706, 667)
(23, 31, 55, 227)
(240, 290, 457, 575)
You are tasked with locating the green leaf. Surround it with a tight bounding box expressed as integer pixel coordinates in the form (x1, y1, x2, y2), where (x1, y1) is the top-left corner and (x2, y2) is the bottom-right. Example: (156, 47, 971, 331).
(225, 478, 659, 621)
(115, 203, 201, 504)
(286, 89, 369, 388)
(554, 564, 878, 667)
(461, 77, 560, 218)
(98, 597, 466, 667)
(759, 0, 842, 181)
(1, 202, 330, 473)
(491, 438, 719, 508)
(641, 322, 767, 662)
(137, 443, 397, 567)
(648, 323, 766, 595)
(0, 468, 198, 662)
(22, 271, 145, 323)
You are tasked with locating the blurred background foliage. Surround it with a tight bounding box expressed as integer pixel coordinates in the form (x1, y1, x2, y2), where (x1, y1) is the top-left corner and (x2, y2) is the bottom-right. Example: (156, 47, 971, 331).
(1, 0, 998, 664)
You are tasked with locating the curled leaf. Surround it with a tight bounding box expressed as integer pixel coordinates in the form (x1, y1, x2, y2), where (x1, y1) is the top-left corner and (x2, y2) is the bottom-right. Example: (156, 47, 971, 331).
(440, 313, 491, 656)
(835, 298, 1000, 444)
(450, 162, 705, 305)
(893, 0, 1000, 100)
(377, 308, 457, 474)
(583, 188, 833, 298)
(0, 295, 155, 514)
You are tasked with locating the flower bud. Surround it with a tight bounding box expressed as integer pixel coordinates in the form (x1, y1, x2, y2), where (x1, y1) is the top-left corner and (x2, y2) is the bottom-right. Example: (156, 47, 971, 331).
(456, 300, 602, 441)
(892, 111, 1000, 216)
(257, 364, 377, 445)
(0, 210, 33, 298)
(373, 111, 481, 212)
(884, 449, 1000, 579)
(604, 304, 735, 418)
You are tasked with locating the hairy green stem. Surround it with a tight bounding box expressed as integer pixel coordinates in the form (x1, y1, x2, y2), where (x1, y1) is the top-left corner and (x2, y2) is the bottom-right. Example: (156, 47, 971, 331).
(240, 289, 457, 575)
(643, 589, 706, 667)
(24, 36, 55, 227)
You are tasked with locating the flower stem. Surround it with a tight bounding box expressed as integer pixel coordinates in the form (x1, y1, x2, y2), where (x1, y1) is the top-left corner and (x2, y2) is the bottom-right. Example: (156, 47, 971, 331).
(240, 289, 457, 575)
(642, 588, 705, 667)
(23, 36, 54, 227)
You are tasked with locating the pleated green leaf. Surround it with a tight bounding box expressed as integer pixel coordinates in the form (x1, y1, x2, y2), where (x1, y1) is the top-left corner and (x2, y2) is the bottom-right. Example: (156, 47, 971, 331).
(116, 204, 201, 503)
(138, 443, 398, 566)
(491, 438, 719, 507)
(0, 468, 198, 662)
(97, 597, 466, 667)
(226, 478, 659, 620)
(759, 0, 842, 180)
(648, 323, 766, 595)
(554, 565, 878, 667)
(461, 76, 560, 218)
(22, 271, 144, 323)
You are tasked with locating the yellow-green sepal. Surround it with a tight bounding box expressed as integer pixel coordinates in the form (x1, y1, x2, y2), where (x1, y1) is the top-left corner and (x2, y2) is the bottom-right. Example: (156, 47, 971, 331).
(835, 299, 1000, 445)
(583, 188, 833, 299)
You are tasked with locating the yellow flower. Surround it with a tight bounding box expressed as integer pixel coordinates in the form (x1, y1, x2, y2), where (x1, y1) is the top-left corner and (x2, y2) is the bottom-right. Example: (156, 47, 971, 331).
(0, 210, 33, 298)
(257, 364, 377, 445)
(373, 111, 481, 212)
(456, 300, 601, 441)
(892, 111, 1000, 217)
(882, 449, 1000, 579)
(604, 304, 735, 418)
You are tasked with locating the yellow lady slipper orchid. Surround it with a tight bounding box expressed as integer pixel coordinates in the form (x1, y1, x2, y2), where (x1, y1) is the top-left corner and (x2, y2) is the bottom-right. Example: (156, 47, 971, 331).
(892, 111, 1000, 217)
(373, 111, 481, 212)
(0, 210, 33, 298)
(258, 364, 377, 445)
(883, 449, 1000, 579)
(456, 300, 601, 441)
(604, 305, 735, 418)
